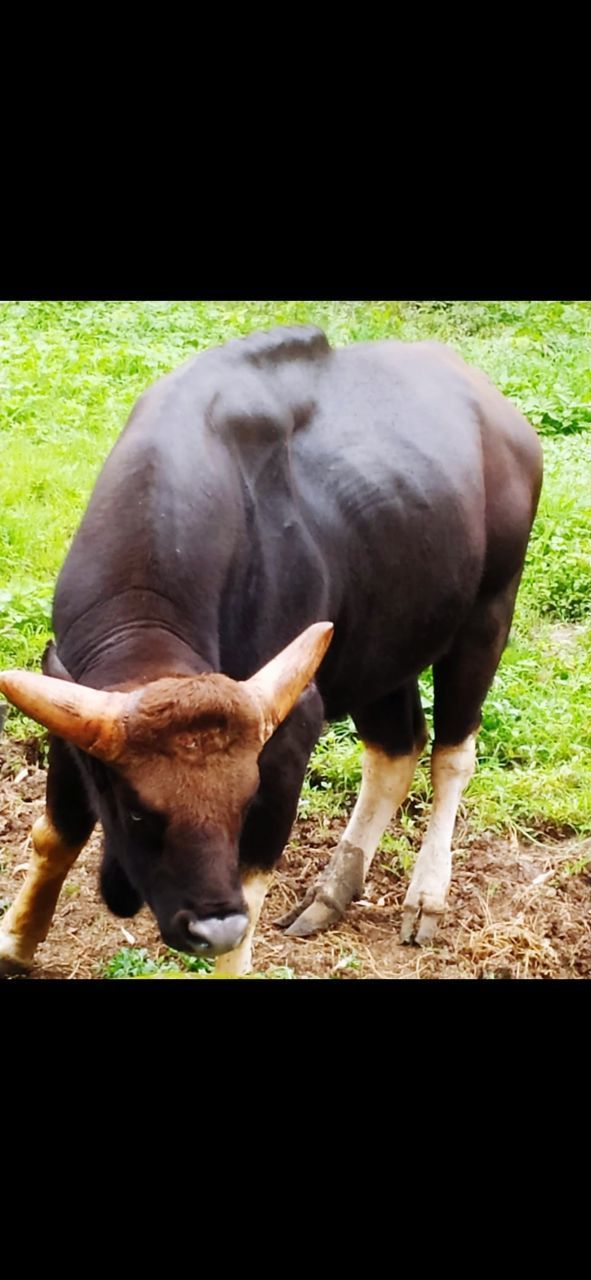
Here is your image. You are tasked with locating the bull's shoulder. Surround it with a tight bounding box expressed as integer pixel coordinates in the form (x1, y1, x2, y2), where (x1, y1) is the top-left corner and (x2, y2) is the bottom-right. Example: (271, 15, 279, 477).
(208, 327, 330, 446)
(223, 324, 330, 369)
(115, 328, 331, 455)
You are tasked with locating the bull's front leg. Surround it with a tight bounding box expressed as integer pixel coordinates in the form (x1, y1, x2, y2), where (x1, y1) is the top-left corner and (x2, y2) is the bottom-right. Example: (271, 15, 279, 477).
(0, 814, 88, 974)
(280, 743, 421, 936)
(400, 735, 476, 945)
(0, 737, 95, 977)
(216, 686, 325, 976)
(215, 871, 273, 977)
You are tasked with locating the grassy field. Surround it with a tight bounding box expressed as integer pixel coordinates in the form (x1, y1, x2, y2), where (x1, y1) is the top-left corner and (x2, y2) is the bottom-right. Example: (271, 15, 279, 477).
(1, 300, 590, 849)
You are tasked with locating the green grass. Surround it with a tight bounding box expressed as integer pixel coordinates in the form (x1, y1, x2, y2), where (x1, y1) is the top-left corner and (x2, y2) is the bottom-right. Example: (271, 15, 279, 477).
(1, 300, 590, 839)
(100, 946, 295, 979)
(101, 946, 214, 979)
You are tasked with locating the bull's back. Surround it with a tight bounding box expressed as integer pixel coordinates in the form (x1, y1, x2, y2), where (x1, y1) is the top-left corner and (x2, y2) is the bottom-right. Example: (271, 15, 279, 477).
(287, 341, 491, 705)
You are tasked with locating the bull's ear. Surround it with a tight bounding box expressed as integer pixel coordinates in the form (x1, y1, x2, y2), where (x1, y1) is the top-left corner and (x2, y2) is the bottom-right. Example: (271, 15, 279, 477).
(42, 640, 74, 682)
(243, 622, 333, 740)
(0, 670, 137, 761)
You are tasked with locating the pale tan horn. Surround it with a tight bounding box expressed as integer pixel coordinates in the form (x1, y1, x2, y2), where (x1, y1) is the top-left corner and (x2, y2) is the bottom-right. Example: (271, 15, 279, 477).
(243, 622, 334, 741)
(0, 670, 137, 761)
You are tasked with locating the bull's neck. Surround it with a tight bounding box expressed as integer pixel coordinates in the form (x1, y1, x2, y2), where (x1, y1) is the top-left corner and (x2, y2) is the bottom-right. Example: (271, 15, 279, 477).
(54, 590, 216, 689)
(78, 627, 212, 690)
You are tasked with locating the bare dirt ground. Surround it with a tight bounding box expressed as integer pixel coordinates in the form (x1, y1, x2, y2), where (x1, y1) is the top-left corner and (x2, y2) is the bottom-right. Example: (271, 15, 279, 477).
(1, 741, 590, 979)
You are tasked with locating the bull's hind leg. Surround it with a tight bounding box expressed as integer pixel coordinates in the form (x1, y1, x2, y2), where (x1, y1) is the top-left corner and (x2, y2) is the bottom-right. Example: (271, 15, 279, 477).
(0, 738, 95, 975)
(400, 576, 522, 945)
(282, 683, 427, 937)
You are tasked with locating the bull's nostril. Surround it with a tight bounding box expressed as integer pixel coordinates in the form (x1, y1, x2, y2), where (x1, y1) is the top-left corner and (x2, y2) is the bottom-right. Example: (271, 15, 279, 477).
(187, 933, 211, 952)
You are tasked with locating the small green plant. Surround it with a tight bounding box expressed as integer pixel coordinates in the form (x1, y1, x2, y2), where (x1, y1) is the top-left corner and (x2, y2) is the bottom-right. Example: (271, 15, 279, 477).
(102, 946, 214, 979)
(559, 852, 591, 880)
(299, 719, 362, 816)
(179, 951, 216, 974)
(101, 946, 297, 980)
(331, 948, 362, 976)
(379, 831, 417, 876)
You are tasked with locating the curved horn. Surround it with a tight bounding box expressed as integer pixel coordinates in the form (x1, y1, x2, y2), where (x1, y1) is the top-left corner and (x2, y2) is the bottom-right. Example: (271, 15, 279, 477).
(243, 622, 334, 740)
(0, 670, 136, 761)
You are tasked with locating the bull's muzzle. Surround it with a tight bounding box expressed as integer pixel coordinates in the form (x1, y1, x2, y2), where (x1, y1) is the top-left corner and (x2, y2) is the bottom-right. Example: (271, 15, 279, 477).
(167, 910, 249, 957)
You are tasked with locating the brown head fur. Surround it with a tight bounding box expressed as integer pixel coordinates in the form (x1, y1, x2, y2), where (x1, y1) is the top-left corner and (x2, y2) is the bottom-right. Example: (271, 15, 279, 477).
(117, 674, 265, 843)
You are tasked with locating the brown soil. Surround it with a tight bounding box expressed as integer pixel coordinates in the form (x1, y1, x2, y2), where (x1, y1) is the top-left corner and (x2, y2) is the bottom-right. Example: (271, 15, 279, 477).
(1, 741, 590, 980)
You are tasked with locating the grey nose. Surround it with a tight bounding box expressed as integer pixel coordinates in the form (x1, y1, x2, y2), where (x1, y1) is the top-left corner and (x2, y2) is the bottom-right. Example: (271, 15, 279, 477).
(187, 913, 249, 956)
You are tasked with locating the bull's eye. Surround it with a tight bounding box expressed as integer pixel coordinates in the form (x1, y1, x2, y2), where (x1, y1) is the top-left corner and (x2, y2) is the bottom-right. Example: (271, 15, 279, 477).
(129, 812, 143, 823)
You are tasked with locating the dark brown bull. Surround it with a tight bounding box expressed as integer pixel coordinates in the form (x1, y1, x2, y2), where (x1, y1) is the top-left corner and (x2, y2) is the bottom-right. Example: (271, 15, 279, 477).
(0, 325, 542, 976)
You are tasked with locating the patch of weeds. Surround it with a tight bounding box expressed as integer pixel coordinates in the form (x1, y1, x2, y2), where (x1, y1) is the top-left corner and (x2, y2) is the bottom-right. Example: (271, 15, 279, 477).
(300, 719, 362, 816)
(331, 948, 362, 976)
(380, 831, 417, 876)
(176, 950, 216, 974)
(102, 946, 214, 979)
(558, 852, 591, 880)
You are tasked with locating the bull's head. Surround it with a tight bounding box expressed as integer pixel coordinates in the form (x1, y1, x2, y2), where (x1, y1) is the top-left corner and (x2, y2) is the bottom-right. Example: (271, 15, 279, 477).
(0, 622, 333, 957)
